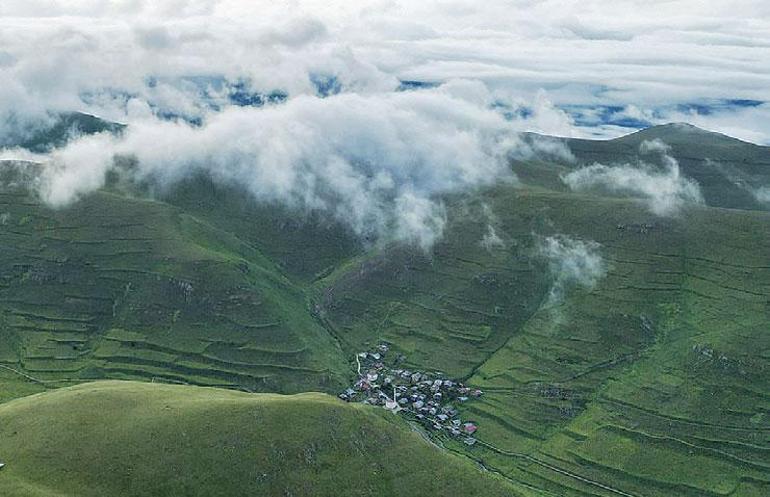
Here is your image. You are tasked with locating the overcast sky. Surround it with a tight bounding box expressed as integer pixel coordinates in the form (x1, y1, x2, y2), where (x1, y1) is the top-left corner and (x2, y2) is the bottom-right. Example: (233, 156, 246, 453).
(1, 1, 768, 246)
(2, 0, 769, 141)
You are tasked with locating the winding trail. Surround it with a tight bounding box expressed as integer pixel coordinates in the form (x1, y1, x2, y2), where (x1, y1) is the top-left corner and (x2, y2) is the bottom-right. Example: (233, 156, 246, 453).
(0, 364, 56, 384)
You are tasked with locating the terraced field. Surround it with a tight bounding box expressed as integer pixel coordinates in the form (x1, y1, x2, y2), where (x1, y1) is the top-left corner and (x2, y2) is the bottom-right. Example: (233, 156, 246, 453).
(0, 170, 348, 396)
(0, 124, 768, 496)
(308, 127, 770, 496)
(310, 185, 769, 496)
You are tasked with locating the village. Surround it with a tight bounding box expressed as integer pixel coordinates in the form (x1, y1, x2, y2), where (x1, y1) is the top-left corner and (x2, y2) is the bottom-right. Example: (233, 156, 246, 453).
(339, 343, 482, 446)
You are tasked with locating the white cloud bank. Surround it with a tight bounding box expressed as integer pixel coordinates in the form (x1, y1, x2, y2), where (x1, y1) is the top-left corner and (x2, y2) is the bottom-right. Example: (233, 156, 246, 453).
(479, 203, 505, 251)
(561, 141, 704, 215)
(0, 1, 767, 247)
(537, 234, 606, 304)
(38, 86, 531, 249)
(754, 187, 770, 204)
(1, 1, 770, 141)
(0, 1, 595, 248)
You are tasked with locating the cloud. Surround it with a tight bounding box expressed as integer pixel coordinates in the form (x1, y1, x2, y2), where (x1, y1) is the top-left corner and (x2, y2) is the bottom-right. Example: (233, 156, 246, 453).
(1, 1, 769, 141)
(479, 203, 505, 251)
(480, 225, 505, 251)
(0, 0, 767, 249)
(39, 133, 118, 206)
(754, 187, 770, 203)
(559, 101, 770, 144)
(537, 234, 606, 305)
(708, 158, 770, 205)
(511, 133, 576, 163)
(657, 103, 770, 145)
(561, 141, 704, 215)
(34, 86, 531, 249)
(639, 138, 671, 155)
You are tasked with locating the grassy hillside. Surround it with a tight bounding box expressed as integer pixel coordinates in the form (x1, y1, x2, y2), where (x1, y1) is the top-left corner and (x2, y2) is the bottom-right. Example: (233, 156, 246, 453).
(1, 124, 768, 496)
(157, 174, 362, 283)
(311, 186, 770, 496)
(465, 193, 770, 497)
(0, 166, 349, 395)
(307, 127, 770, 496)
(14, 112, 124, 153)
(565, 124, 770, 211)
(0, 381, 519, 497)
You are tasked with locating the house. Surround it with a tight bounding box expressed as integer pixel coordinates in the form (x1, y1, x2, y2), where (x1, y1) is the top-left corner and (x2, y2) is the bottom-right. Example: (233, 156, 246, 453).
(339, 347, 485, 448)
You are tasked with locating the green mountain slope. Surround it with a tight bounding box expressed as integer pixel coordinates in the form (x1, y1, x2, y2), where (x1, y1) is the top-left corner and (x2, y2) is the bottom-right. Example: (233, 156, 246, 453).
(4, 112, 125, 153)
(312, 187, 770, 497)
(564, 124, 770, 211)
(0, 381, 518, 497)
(158, 173, 362, 283)
(0, 167, 348, 397)
(0, 123, 768, 496)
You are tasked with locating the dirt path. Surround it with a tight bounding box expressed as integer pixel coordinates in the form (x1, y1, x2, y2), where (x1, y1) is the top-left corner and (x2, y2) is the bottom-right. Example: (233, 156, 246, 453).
(0, 364, 52, 384)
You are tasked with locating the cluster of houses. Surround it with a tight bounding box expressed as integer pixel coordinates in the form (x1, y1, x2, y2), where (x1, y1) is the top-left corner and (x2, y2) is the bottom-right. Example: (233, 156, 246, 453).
(339, 343, 482, 446)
